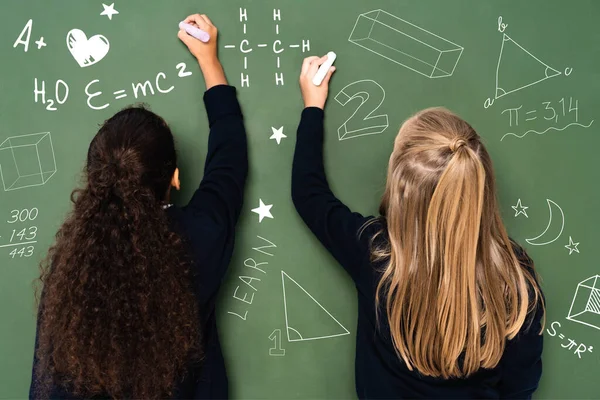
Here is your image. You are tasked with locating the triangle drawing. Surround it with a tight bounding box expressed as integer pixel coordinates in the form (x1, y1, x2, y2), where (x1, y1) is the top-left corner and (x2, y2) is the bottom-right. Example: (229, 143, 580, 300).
(495, 33, 561, 99)
(281, 271, 350, 342)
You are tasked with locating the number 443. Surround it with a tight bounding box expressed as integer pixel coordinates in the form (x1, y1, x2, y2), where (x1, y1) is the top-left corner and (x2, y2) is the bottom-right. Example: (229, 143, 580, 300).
(9, 246, 34, 258)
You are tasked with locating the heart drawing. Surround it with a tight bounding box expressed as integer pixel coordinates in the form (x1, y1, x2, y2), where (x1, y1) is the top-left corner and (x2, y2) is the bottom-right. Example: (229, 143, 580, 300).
(66, 29, 110, 68)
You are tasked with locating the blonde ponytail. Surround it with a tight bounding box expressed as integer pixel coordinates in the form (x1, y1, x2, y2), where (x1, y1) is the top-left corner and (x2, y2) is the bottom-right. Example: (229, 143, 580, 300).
(373, 108, 543, 378)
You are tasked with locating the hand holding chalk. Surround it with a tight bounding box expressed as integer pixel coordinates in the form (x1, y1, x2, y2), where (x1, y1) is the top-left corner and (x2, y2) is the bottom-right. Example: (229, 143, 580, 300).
(179, 21, 210, 43)
(312, 51, 337, 86)
(178, 14, 218, 63)
(178, 13, 226, 89)
(299, 54, 337, 109)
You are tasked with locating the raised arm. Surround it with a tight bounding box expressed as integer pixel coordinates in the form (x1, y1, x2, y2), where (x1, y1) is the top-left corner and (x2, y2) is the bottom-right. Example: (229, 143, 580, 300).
(292, 56, 373, 286)
(178, 14, 247, 227)
(178, 15, 248, 298)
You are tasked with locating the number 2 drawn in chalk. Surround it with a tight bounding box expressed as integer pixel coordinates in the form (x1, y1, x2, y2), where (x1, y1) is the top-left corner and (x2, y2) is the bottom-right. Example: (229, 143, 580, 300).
(268, 329, 286, 356)
(334, 79, 389, 141)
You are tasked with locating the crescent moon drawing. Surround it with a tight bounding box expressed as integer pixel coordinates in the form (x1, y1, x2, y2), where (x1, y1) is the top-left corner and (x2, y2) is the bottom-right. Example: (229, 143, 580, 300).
(525, 199, 565, 246)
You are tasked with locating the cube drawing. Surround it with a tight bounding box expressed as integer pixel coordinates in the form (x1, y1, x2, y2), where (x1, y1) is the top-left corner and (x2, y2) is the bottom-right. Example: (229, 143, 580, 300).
(567, 275, 600, 331)
(0, 132, 56, 191)
(349, 10, 464, 78)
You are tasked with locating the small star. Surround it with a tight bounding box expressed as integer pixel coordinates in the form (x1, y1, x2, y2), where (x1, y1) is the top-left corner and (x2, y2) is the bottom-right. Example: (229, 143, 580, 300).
(251, 199, 274, 223)
(269, 126, 287, 145)
(35, 37, 46, 49)
(565, 236, 580, 255)
(512, 199, 529, 218)
(100, 3, 119, 20)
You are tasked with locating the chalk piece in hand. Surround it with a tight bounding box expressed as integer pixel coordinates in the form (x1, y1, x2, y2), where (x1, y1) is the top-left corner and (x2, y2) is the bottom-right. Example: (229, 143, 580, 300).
(312, 51, 337, 86)
(179, 21, 210, 43)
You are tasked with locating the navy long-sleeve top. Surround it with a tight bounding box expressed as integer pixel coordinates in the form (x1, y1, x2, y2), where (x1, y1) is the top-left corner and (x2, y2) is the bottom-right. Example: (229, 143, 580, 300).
(291, 107, 544, 399)
(29, 84, 247, 399)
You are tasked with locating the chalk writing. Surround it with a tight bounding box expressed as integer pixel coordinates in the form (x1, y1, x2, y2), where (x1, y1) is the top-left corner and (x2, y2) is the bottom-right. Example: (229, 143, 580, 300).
(500, 97, 594, 141)
(223, 8, 311, 87)
(547, 321, 594, 359)
(227, 235, 277, 321)
(334, 80, 389, 141)
(32, 63, 192, 111)
(268, 329, 286, 356)
(484, 20, 571, 108)
(1, 208, 39, 259)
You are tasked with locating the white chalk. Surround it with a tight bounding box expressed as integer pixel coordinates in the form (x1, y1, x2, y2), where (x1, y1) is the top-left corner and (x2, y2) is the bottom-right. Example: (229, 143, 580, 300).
(312, 51, 337, 86)
(179, 21, 210, 43)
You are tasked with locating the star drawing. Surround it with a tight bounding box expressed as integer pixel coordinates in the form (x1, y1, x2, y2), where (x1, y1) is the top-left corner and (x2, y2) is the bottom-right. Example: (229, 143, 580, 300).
(565, 236, 579, 255)
(270, 126, 287, 145)
(251, 199, 274, 223)
(512, 198, 529, 218)
(101, 3, 119, 20)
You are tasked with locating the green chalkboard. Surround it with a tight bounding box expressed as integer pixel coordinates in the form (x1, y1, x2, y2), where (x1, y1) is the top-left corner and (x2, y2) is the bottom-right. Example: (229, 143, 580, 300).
(1, 1, 599, 398)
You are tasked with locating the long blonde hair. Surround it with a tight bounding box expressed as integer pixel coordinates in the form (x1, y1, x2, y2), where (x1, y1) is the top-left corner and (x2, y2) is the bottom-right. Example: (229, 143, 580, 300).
(372, 107, 543, 379)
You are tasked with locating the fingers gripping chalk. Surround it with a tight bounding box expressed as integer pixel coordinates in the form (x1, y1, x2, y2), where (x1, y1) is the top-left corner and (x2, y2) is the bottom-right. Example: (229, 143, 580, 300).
(312, 51, 337, 86)
(179, 21, 210, 43)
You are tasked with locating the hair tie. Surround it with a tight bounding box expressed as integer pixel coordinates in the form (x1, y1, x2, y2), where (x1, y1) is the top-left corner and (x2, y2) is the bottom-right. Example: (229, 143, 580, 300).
(449, 138, 467, 152)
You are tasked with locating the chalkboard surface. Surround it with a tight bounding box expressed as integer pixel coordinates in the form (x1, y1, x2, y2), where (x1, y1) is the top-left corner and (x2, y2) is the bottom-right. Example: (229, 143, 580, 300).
(1, 1, 599, 398)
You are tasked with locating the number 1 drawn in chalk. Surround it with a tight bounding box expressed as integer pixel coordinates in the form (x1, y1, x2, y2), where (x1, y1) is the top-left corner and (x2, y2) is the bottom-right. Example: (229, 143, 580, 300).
(334, 80, 389, 141)
(268, 329, 285, 356)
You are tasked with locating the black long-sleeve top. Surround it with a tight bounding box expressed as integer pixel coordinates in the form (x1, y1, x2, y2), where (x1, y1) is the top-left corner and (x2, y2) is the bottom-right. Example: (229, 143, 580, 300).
(29, 85, 247, 399)
(291, 107, 543, 399)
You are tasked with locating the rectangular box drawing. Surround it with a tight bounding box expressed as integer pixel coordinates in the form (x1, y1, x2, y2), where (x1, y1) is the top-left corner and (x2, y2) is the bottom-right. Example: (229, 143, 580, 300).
(567, 275, 600, 331)
(349, 10, 464, 78)
(0, 132, 57, 191)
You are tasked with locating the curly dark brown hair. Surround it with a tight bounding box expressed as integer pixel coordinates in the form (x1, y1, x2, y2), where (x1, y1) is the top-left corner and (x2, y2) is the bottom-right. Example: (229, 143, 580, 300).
(34, 106, 201, 399)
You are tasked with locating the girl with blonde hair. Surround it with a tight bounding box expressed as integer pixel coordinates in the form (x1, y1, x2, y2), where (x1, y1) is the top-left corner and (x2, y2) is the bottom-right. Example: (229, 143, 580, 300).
(292, 56, 544, 399)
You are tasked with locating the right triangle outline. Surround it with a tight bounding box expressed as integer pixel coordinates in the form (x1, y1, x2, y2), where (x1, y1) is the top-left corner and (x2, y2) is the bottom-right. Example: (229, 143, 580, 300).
(281, 271, 350, 342)
(495, 33, 561, 99)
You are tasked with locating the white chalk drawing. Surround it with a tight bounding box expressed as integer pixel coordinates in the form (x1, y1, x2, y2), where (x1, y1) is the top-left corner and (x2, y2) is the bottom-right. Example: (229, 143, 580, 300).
(35, 37, 46, 49)
(251, 199, 273, 223)
(495, 34, 560, 99)
(270, 126, 286, 145)
(500, 120, 595, 141)
(512, 198, 529, 218)
(0, 132, 56, 191)
(567, 275, 600, 331)
(348, 10, 463, 78)
(334, 80, 389, 141)
(222, 8, 310, 87)
(13, 19, 47, 52)
(176, 62, 193, 78)
(268, 329, 286, 356)
(525, 199, 564, 246)
(100, 3, 119, 20)
(281, 271, 350, 342)
(565, 236, 580, 255)
(13, 19, 33, 52)
(66, 29, 110, 68)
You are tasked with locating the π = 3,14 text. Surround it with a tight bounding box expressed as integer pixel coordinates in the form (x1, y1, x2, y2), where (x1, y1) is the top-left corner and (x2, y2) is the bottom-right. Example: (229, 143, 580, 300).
(32, 62, 193, 111)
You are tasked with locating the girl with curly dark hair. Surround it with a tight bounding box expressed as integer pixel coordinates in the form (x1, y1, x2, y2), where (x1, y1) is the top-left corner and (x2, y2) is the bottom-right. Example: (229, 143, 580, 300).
(29, 14, 246, 399)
